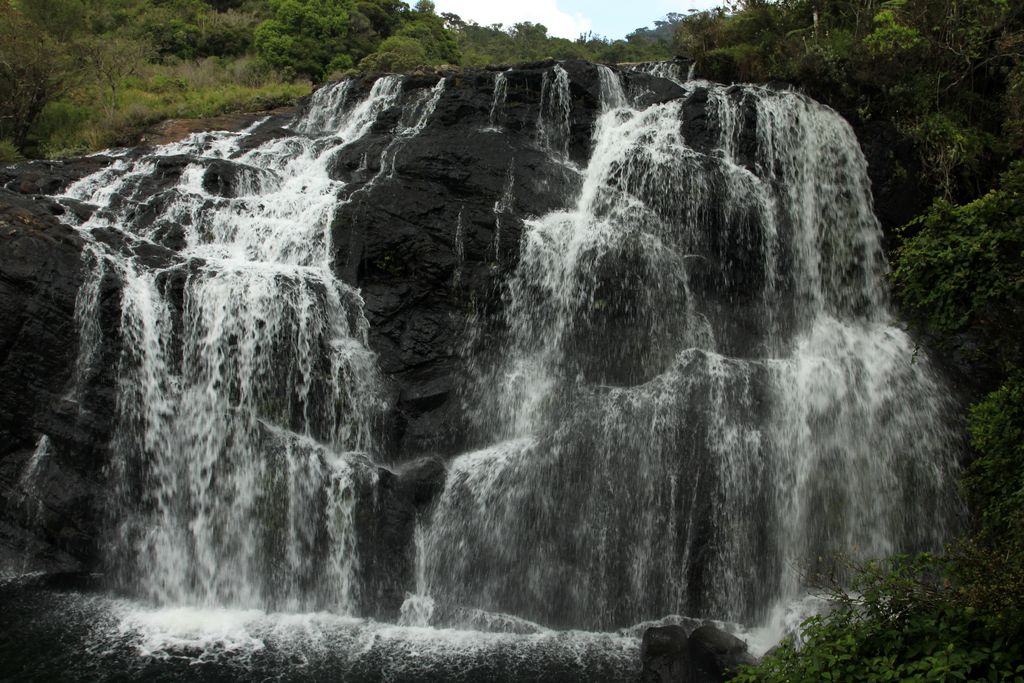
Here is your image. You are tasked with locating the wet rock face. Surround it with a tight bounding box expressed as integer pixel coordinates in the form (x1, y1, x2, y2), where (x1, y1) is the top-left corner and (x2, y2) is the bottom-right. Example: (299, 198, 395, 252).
(0, 190, 116, 572)
(0, 60, 924, 616)
(325, 60, 685, 459)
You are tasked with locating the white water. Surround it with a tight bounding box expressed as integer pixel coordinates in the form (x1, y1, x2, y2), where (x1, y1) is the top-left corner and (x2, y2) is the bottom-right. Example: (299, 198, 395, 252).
(17, 435, 51, 526)
(54, 75, 437, 612)
(418, 77, 962, 631)
(492, 160, 516, 260)
(102, 596, 638, 676)
(536, 65, 572, 157)
(487, 70, 510, 130)
(632, 60, 692, 86)
(597, 65, 627, 111)
(38, 64, 964, 659)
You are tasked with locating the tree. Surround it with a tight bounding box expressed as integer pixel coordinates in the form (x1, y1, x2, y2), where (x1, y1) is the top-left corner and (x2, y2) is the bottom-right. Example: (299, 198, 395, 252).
(359, 35, 427, 72)
(12, 0, 86, 42)
(673, 9, 727, 63)
(82, 36, 153, 117)
(254, 0, 357, 80)
(394, 1, 459, 65)
(0, 5, 77, 148)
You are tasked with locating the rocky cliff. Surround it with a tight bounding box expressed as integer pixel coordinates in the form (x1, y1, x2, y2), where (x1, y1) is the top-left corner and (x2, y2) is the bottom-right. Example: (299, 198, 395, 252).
(0, 59, 950, 625)
(0, 60, 682, 584)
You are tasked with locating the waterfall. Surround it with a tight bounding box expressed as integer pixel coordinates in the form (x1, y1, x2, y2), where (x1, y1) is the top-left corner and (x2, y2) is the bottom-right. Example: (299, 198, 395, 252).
(358, 77, 445, 190)
(597, 65, 627, 111)
(294, 80, 353, 135)
(17, 435, 51, 527)
(453, 206, 465, 287)
(417, 83, 962, 629)
(536, 65, 572, 157)
(632, 60, 690, 86)
(53, 75, 444, 611)
(488, 70, 510, 130)
(492, 161, 516, 260)
(35, 65, 963, 647)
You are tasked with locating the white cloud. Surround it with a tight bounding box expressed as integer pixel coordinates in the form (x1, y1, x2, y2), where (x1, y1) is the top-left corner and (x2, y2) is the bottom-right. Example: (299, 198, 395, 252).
(432, 0, 593, 39)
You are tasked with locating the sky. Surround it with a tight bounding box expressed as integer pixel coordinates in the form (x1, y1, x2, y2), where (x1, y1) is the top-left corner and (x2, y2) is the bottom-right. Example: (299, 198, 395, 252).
(431, 1, 726, 40)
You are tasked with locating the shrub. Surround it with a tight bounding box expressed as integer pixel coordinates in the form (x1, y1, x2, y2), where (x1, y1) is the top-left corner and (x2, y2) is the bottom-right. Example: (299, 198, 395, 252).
(0, 139, 23, 162)
(735, 554, 1024, 682)
(892, 162, 1024, 374)
(359, 35, 428, 73)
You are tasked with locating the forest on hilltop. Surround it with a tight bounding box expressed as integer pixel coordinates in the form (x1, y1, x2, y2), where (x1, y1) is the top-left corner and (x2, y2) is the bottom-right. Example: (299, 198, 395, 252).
(0, 0, 677, 159)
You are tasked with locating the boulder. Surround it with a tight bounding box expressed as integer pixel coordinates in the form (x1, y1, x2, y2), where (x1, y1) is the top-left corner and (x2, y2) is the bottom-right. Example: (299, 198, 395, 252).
(688, 625, 758, 682)
(640, 625, 690, 683)
(201, 158, 278, 198)
(639, 623, 758, 683)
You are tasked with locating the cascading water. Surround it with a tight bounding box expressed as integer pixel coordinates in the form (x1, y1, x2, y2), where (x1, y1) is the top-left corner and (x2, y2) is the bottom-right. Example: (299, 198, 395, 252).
(536, 65, 573, 157)
(11, 62, 966, 679)
(17, 435, 51, 529)
(56, 76, 433, 611)
(416, 76, 962, 629)
(631, 59, 692, 85)
(488, 70, 510, 130)
(597, 65, 627, 111)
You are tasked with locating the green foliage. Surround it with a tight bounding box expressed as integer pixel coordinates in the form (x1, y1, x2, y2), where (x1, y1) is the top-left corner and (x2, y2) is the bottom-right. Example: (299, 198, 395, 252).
(359, 35, 427, 72)
(449, 17, 675, 68)
(673, 0, 1023, 202)
(892, 160, 1024, 585)
(892, 162, 1024, 371)
(863, 8, 924, 54)
(393, 3, 458, 65)
(252, 0, 454, 80)
(735, 554, 1024, 682)
(254, 0, 354, 80)
(135, 4, 203, 58)
(1, 0, 686, 157)
(1, 0, 313, 158)
(0, 3, 78, 148)
(30, 101, 95, 157)
(0, 139, 23, 162)
(965, 376, 1024, 551)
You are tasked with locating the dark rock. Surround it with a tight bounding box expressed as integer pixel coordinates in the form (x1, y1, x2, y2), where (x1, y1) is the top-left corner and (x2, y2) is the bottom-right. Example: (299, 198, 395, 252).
(0, 190, 110, 571)
(393, 456, 447, 509)
(232, 110, 296, 156)
(641, 625, 690, 683)
(354, 456, 448, 617)
(138, 107, 296, 148)
(688, 625, 758, 682)
(0, 60, 935, 618)
(640, 623, 758, 683)
(202, 158, 278, 198)
(622, 61, 689, 107)
(1, 156, 114, 196)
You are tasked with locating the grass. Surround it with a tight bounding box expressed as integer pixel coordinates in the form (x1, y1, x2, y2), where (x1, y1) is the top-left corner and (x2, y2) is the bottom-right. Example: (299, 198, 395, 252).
(28, 57, 311, 158)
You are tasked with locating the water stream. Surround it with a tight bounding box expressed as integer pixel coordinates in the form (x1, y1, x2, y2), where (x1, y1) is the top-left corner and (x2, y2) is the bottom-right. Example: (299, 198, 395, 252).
(12, 62, 964, 677)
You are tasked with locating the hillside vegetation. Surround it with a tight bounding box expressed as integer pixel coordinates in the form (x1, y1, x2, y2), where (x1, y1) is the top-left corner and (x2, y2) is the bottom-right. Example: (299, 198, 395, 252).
(0, 0, 675, 159)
